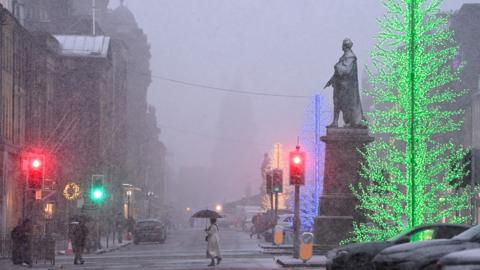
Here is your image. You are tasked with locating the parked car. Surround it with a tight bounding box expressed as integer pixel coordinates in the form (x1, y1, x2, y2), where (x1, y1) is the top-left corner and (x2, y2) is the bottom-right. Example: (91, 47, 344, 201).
(133, 219, 167, 244)
(326, 224, 469, 270)
(374, 224, 480, 270)
(437, 248, 480, 270)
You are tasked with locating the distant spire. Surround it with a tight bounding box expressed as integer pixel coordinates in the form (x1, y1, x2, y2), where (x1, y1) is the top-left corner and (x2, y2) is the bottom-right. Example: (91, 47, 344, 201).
(120, 0, 125, 6)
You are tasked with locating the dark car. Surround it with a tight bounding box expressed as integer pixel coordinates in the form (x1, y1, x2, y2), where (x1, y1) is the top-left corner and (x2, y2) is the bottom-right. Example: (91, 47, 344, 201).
(326, 224, 469, 270)
(133, 219, 167, 244)
(437, 248, 480, 270)
(374, 224, 480, 270)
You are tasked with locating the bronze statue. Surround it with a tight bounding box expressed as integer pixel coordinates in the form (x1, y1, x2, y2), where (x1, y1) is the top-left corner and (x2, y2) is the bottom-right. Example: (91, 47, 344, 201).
(324, 38, 365, 128)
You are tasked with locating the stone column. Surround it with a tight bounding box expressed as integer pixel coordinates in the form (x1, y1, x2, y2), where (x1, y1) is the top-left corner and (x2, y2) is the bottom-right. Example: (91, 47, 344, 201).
(314, 127, 374, 249)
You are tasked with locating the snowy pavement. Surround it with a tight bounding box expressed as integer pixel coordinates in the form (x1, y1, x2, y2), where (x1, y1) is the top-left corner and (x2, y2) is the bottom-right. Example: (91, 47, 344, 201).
(0, 227, 326, 270)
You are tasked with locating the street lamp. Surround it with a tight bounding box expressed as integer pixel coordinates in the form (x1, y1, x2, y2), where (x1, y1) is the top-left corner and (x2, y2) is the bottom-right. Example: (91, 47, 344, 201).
(215, 204, 223, 212)
(147, 191, 154, 218)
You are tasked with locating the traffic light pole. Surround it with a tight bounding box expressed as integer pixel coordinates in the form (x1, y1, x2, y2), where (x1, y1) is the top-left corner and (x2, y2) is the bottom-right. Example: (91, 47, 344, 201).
(293, 184, 300, 258)
(274, 192, 278, 229)
(270, 191, 274, 243)
(290, 143, 303, 259)
(270, 193, 274, 211)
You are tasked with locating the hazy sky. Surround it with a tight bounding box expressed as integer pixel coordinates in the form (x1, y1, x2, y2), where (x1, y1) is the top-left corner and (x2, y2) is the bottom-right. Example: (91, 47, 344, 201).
(110, 0, 480, 206)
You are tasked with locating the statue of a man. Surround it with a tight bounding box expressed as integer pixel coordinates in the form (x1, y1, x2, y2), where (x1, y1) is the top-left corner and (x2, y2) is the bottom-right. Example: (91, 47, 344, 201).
(324, 38, 365, 128)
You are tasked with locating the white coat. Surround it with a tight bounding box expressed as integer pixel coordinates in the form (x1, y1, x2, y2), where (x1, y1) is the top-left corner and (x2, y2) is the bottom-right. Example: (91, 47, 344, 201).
(206, 224, 221, 258)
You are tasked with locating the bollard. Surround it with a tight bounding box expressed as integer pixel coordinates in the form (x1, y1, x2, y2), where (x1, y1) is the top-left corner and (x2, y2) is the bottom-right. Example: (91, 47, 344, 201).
(273, 225, 284, 245)
(299, 232, 314, 262)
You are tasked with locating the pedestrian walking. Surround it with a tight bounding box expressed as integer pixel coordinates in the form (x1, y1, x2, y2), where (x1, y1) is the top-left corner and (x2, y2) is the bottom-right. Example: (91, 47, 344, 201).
(205, 218, 222, 267)
(18, 219, 33, 268)
(10, 220, 24, 265)
(250, 213, 261, 239)
(69, 219, 88, 265)
(126, 216, 136, 239)
(115, 213, 125, 244)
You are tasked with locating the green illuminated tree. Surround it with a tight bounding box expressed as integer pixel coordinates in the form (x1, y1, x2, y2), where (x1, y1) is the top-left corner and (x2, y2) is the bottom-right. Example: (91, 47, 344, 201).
(351, 0, 476, 242)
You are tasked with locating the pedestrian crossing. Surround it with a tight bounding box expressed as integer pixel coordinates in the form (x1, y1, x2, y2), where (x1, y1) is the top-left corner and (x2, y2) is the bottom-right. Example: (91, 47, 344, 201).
(55, 256, 278, 270)
(0, 228, 325, 270)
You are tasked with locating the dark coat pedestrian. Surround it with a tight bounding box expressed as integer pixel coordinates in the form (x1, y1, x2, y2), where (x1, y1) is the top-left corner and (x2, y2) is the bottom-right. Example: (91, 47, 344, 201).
(11, 219, 33, 267)
(115, 213, 125, 243)
(126, 216, 136, 234)
(19, 219, 33, 267)
(10, 222, 23, 264)
(69, 220, 88, 265)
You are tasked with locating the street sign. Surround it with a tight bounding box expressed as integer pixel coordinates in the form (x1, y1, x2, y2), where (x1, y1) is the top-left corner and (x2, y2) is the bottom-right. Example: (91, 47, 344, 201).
(43, 179, 56, 191)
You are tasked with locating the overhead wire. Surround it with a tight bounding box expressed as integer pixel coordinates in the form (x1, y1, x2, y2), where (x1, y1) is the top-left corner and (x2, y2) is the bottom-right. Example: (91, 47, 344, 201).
(158, 124, 273, 148)
(137, 72, 314, 99)
(134, 72, 331, 146)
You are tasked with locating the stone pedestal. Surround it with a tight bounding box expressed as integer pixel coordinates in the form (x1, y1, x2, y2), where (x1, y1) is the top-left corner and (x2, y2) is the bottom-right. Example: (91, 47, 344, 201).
(314, 127, 374, 249)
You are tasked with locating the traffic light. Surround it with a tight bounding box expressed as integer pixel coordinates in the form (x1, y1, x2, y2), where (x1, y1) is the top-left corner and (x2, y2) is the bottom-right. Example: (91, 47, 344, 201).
(272, 169, 283, 193)
(89, 175, 106, 203)
(289, 150, 306, 185)
(266, 171, 273, 194)
(27, 155, 45, 190)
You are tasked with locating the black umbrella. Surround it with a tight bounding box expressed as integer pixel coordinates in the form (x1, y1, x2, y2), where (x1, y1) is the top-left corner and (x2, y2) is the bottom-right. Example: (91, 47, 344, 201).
(191, 209, 223, 219)
(191, 209, 224, 230)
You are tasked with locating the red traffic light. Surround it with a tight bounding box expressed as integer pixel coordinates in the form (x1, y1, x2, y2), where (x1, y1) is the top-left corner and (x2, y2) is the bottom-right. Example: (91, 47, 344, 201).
(27, 155, 45, 190)
(289, 150, 305, 185)
(292, 155, 302, 165)
(31, 159, 42, 169)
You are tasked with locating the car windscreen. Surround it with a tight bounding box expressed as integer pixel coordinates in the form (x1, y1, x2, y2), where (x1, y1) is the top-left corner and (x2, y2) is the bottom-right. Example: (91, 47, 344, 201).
(388, 228, 412, 241)
(387, 227, 435, 242)
(453, 225, 480, 241)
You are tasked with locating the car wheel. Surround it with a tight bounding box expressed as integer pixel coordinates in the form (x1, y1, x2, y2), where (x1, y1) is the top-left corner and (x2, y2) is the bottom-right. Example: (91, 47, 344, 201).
(133, 239, 140, 245)
(346, 254, 373, 270)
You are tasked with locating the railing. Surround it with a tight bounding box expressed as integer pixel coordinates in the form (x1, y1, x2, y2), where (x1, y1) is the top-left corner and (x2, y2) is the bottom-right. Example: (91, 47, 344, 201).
(32, 237, 55, 265)
(0, 235, 54, 265)
(0, 235, 12, 259)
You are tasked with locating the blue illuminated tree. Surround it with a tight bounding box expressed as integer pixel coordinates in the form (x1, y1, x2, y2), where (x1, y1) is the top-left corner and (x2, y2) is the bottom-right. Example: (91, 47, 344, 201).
(290, 94, 331, 231)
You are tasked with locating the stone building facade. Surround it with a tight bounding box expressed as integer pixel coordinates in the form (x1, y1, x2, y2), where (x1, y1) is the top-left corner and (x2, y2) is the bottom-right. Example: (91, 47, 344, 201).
(0, 4, 60, 239)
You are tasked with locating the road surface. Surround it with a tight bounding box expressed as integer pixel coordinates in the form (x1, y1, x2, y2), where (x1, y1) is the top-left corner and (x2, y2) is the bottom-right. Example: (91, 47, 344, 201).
(1, 227, 325, 269)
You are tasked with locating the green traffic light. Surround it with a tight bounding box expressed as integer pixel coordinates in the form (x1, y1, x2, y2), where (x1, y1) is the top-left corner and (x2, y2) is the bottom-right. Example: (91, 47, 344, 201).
(90, 187, 106, 203)
(93, 190, 103, 199)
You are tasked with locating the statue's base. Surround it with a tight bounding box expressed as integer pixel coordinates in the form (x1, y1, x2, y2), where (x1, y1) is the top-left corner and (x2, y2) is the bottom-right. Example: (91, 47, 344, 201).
(314, 216, 353, 249)
(314, 127, 374, 247)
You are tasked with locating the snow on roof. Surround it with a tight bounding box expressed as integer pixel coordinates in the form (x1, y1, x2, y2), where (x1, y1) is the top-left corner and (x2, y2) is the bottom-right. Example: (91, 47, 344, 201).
(54, 35, 110, 58)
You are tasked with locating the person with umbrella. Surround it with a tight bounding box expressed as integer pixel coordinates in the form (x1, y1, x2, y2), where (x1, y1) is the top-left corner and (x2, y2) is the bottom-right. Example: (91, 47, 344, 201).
(69, 216, 89, 265)
(191, 209, 223, 266)
(205, 218, 222, 266)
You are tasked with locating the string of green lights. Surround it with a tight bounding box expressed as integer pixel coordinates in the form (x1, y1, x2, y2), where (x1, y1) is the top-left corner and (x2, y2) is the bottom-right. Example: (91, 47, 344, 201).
(408, 0, 417, 229)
